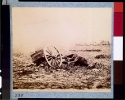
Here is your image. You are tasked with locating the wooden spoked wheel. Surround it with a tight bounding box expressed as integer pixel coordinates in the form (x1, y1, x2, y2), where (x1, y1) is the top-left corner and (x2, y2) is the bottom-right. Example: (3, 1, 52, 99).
(43, 45, 62, 68)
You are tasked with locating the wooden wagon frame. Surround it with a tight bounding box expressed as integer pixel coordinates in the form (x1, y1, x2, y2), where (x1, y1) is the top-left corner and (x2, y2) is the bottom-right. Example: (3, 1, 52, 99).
(30, 45, 62, 67)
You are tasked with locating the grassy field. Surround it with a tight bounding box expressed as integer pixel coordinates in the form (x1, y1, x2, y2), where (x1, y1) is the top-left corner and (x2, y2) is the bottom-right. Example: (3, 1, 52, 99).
(13, 44, 111, 91)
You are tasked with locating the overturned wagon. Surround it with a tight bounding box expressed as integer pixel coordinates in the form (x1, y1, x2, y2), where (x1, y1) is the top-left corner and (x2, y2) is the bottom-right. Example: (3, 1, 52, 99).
(30, 45, 62, 67)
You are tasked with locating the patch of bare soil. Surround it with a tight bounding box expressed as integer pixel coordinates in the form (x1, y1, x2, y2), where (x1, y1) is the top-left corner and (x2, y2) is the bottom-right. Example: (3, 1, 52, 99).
(13, 45, 111, 90)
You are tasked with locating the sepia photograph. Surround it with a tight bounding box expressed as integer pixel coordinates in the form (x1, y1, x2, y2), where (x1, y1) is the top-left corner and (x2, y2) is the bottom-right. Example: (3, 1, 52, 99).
(12, 7, 112, 92)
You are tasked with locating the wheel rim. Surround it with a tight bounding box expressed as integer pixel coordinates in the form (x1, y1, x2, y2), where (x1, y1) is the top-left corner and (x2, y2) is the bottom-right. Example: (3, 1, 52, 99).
(43, 45, 62, 67)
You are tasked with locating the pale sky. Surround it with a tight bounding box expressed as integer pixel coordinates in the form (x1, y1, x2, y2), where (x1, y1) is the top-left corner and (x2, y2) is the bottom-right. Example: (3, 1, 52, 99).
(12, 7, 112, 54)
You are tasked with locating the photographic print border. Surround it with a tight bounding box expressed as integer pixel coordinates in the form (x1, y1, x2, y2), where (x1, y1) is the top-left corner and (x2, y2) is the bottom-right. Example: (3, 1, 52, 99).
(1, 1, 124, 100)
(9, 1, 114, 99)
(0, 0, 125, 100)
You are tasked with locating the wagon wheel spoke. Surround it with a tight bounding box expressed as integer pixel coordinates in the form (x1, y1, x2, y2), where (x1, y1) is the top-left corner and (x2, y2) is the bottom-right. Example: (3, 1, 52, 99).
(50, 59, 53, 65)
(48, 57, 52, 61)
(46, 55, 52, 59)
(51, 59, 55, 66)
(53, 59, 57, 66)
(52, 60, 54, 66)
(55, 59, 60, 65)
(47, 47, 52, 55)
(54, 61, 57, 66)
(51, 46, 55, 54)
(57, 60, 61, 65)
(56, 59, 59, 65)
(46, 55, 52, 61)
(53, 48, 59, 55)
(53, 57, 60, 66)
(55, 54, 60, 58)
(56, 59, 60, 63)
(44, 55, 51, 64)
(55, 59, 59, 66)
(46, 50, 52, 55)
(55, 56, 61, 60)
(46, 54, 52, 57)
(51, 47, 59, 56)
(50, 59, 53, 66)
(56, 57, 61, 60)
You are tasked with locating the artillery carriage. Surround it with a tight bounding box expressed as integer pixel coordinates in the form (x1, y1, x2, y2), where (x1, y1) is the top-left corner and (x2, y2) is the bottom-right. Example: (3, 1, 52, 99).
(31, 45, 62, 67)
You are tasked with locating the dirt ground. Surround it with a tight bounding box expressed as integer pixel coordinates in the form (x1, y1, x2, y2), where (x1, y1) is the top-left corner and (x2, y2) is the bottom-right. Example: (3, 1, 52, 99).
(13, 44, 111, 91)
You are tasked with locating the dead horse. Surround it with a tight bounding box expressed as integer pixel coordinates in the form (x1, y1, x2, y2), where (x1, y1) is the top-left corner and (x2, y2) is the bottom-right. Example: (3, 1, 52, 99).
(63, 54, 89, 66)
